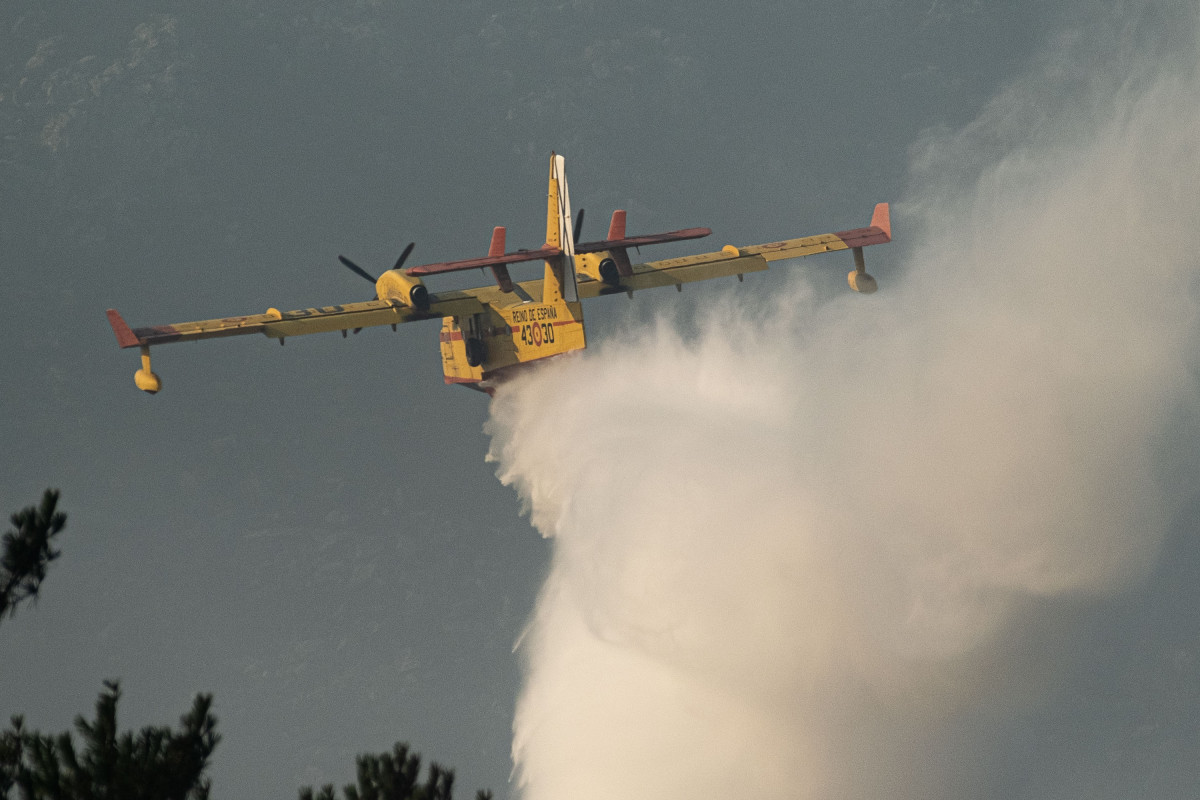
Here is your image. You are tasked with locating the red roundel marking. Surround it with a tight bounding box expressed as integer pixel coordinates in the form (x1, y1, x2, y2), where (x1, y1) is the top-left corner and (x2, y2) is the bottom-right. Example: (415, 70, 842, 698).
(533, 323, 543, 346)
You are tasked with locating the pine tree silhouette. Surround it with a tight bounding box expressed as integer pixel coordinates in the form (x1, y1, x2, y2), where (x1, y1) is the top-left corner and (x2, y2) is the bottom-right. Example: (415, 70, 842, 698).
(0, 489, 67, 620)
(299, 743, 493, 800)
(0, 681, 219, 799)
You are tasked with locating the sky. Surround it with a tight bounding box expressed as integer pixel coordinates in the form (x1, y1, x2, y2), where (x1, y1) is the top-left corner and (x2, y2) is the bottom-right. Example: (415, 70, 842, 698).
(2, 1, 1198, 798)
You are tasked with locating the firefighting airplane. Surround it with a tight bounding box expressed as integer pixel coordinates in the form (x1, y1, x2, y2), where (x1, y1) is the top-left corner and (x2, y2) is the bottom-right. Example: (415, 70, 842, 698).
(107, 153, 891, 395)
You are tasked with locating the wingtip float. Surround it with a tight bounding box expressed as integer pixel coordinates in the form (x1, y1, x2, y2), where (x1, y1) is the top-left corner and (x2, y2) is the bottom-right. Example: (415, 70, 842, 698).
(108, 153, 892, 396)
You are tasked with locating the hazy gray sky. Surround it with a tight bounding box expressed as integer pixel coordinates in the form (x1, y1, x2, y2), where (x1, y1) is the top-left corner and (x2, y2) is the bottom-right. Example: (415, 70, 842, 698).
(2, 2, 1198, 798)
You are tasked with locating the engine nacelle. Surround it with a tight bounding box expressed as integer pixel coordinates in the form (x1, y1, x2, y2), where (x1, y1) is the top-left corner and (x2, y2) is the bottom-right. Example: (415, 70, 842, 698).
(598, 257, 620, 286)
(375, 269, 431, 310)
(848, 270, 878, 294)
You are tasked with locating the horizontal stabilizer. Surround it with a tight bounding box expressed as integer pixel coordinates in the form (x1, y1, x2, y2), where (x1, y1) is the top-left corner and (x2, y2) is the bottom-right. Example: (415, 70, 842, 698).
(575, 227, 711, 254)
(406, 245, 563, 277)
(406, 225, 711, 277)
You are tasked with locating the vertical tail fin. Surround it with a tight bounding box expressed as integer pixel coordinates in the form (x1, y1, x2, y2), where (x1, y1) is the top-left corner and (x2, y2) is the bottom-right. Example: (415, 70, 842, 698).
(489, 226, 506, 257)
(543, 153, 579, 303)
(607, 209, 626, 240)
(488, 226, 514, 292)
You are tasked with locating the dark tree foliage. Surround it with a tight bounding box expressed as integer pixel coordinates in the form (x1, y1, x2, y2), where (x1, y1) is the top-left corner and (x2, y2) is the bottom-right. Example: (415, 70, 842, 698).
(2, 492, 485, 799)
(299, 743, 493, 800)
(0, 490, 67, 621)
(0, 681, 219, 800)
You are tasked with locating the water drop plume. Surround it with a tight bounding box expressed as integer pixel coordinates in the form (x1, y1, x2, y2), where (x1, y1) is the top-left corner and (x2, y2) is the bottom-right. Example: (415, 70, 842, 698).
(487, 6, 1200, 798)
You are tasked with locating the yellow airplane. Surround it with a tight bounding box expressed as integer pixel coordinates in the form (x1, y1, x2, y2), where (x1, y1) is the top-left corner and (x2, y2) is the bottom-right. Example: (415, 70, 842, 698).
(107, 153, 891, 395)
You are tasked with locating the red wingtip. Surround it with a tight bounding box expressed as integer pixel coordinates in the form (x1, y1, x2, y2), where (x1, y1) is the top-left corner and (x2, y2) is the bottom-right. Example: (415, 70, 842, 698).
(871, 203, 891, 241)
(106, 309, 141, 349)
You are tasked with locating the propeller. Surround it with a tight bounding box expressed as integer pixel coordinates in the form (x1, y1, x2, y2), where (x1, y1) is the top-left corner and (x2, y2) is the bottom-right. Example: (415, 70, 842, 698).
(338, 255, 376, 284)
(338, 241, 416, 285)
(573, 208, 584, 245)
(393, 241, 415, 271)
(338, 242, 417, 334)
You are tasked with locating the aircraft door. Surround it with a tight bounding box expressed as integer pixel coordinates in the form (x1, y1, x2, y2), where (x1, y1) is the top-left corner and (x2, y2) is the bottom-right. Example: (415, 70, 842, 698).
(464, 313, 488, 367)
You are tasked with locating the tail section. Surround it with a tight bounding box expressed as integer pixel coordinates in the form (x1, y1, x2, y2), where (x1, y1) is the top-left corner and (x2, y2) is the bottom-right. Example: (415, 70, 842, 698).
(543, 153, 579, 303)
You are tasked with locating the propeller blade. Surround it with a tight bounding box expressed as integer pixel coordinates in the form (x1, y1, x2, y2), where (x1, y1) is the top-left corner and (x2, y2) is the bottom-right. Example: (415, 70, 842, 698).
(339, 255, 377, 284)
(573, 208, 585, 244)
(394, 242, 415, 271)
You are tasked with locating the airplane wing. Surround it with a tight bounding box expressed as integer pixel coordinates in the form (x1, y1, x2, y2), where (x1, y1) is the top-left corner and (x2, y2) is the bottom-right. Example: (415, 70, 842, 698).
(737, 203, 891, 260)
(577, 249, 771, 297)
(107, 291, 487, 349)
(110, 205, 891, 348)
(576, 203, 892, 297)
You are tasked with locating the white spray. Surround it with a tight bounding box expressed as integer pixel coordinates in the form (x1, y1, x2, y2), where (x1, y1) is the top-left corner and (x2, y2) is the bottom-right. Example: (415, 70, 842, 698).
(487, 7, 1200, 799)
